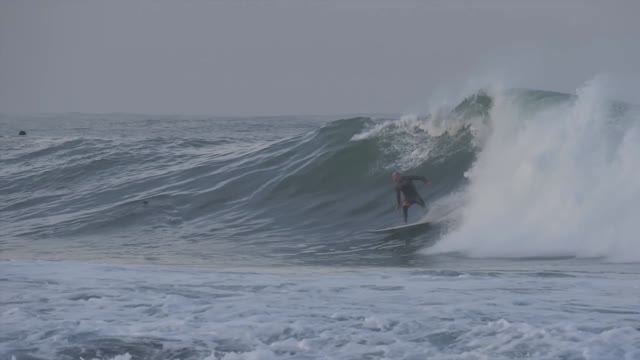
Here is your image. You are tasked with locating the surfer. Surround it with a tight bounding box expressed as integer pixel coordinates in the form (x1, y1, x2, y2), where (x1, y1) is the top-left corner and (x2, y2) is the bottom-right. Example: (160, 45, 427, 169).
(392, 172, 431, 223)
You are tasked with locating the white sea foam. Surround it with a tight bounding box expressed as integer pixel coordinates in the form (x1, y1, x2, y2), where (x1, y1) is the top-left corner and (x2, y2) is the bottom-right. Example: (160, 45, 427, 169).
(1, 260, 638, 360)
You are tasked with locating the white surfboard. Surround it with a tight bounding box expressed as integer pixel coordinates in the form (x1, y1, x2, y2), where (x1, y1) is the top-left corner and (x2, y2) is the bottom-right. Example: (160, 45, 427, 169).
(368, 221, 432, 234)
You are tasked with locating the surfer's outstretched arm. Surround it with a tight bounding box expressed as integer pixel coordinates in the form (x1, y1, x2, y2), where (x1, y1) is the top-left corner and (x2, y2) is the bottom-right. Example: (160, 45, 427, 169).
(404, 175, 429, 183)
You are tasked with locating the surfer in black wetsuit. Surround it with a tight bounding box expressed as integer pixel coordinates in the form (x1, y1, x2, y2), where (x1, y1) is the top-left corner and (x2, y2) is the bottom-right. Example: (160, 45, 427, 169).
(392, 172, 431, 223)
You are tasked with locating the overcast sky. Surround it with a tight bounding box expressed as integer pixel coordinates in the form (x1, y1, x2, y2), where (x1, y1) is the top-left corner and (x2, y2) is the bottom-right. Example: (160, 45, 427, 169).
(1, 0, 638, 115)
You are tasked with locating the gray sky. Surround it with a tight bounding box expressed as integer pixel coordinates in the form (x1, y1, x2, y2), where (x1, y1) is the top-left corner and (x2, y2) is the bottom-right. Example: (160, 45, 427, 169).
(1, 0, 638, 115)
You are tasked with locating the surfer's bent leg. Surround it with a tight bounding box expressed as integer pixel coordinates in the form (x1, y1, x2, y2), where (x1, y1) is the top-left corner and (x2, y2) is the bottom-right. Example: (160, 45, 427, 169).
(416, 197, 425, 208)
(402, 201, 411, 223)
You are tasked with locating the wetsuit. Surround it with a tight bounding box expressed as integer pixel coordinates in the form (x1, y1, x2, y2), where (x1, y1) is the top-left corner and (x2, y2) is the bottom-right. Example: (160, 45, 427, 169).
(395, 175, 428, 223)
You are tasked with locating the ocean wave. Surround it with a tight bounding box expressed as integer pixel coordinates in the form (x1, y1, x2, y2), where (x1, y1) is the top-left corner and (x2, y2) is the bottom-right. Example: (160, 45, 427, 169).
(1, 83, 639, 263)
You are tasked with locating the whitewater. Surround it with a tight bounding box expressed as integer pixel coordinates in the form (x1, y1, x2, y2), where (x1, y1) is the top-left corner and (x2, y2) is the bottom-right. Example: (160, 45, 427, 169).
(2, 81, 639, 359)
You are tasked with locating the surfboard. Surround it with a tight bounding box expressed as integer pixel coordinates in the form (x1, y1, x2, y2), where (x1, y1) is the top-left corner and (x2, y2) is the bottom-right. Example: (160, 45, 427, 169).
(368, 221, 432, 234)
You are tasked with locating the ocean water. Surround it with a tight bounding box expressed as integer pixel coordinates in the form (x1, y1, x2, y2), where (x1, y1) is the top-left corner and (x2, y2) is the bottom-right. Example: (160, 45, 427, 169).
(1, 84, 640, 359)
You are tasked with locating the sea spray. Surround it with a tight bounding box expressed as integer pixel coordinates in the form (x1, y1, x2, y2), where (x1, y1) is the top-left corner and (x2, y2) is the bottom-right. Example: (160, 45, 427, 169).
(428, 79, 640, 261)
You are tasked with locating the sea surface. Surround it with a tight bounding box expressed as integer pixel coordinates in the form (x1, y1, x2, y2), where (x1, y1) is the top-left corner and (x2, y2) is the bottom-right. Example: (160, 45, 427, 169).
(2, 86, 639, 359)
